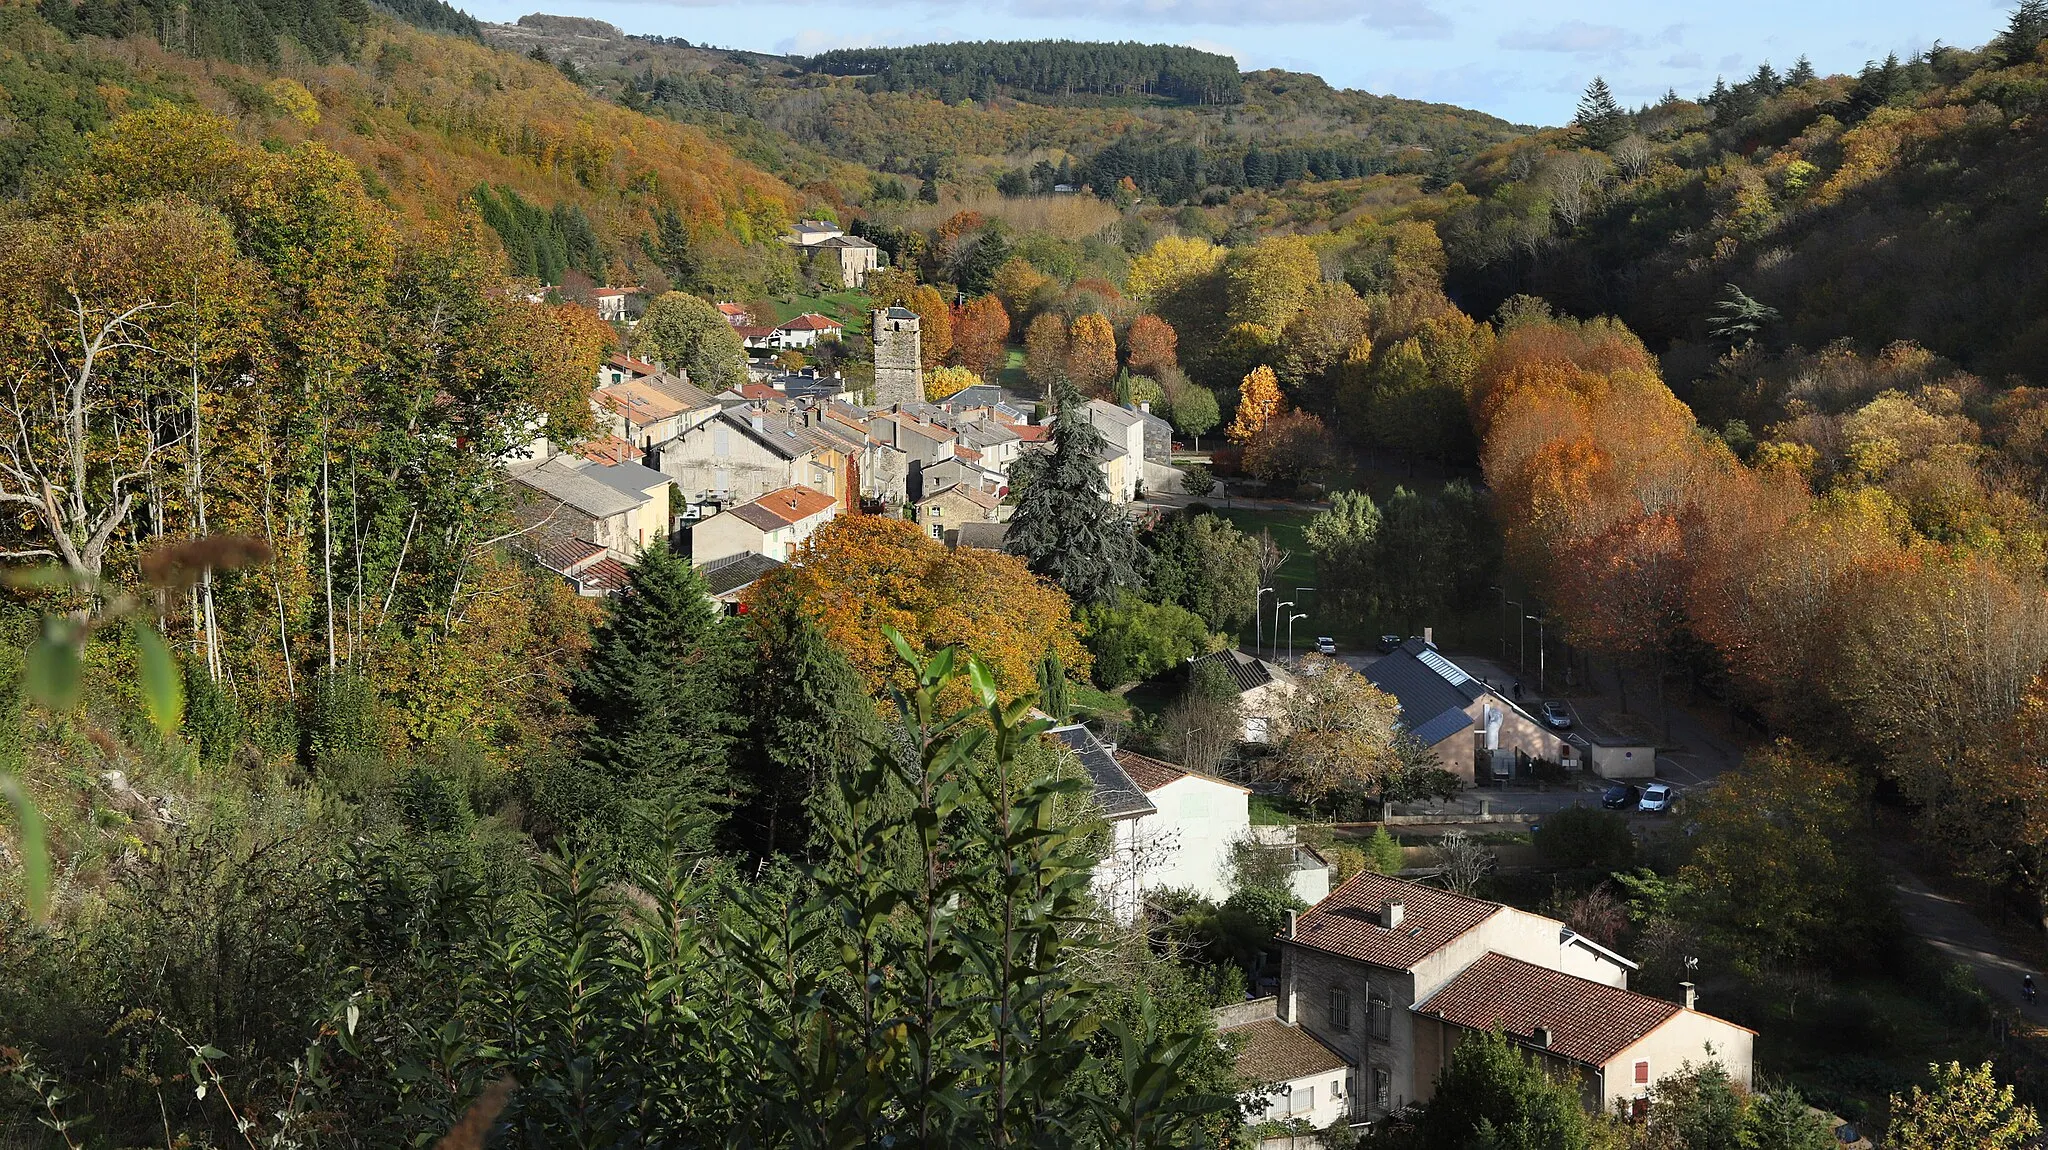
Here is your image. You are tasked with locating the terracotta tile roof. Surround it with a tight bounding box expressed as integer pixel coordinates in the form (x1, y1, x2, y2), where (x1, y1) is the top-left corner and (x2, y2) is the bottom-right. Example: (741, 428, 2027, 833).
(607, 354, 657, 376)
(1115, 749, 1186, 791)
(576, 436, 639, 465)
(1113, 750, 1251, 795)
(1221, 1019, 1350, 1084)
(735, 325, 776, 340)
(532, 538, 606, 574)
(1416, 952, 1692, 1067)
(717, 302, 752, 319)
(740, 485, 836, 526)
(736, 382, 780, 400)
(921, 483, 1000, 512)
(1288, 872, 1503, 971)
(579, 557, 632, 594)
(1013, 424, 1051, 442)
(596, 380, 687, 423)
(778, 312, 843, 332)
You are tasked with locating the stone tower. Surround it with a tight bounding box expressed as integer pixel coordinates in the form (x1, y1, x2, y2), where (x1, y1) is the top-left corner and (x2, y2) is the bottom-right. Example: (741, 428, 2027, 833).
(872, 306, 922, 408)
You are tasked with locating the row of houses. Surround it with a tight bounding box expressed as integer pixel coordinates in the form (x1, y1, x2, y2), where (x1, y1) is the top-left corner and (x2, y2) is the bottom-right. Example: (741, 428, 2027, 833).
(500, 342, 1175, 606)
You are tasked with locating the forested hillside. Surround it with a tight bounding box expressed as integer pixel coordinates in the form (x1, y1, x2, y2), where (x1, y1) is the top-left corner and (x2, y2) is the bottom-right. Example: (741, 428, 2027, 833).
(490, 15, 1526, 207)
(802, 40, 1245, 105)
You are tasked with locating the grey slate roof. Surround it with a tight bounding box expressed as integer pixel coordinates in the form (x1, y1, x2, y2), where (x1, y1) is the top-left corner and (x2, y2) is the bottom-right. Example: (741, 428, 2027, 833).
(511, 455, 665, 519)
(1409, 708, 1477, 748)
(1192, 648, 1280, 694)
(949, 521, 1009, 550)
(1365, 639, 1487, 743)
(1049, 725, 1156, 821)
(697, 551, 783, 597)
(718, 410, 812, 461)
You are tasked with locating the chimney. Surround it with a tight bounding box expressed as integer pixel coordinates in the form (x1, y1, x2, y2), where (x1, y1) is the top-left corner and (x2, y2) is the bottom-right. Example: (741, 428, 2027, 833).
(1139, 400, 1151, 414)
(1381, 901, 1405, 930)
(1532, 1026, 1552, 1049)
(1681, 981, 1697, 1010)
(750, 414, 764, 434)
(1423, 626, 1435, 648)
(1286, 909, 1298, 939)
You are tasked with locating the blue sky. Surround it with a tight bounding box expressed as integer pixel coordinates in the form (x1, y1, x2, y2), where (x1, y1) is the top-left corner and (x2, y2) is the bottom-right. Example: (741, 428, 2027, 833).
(464, 0, 2018, 125)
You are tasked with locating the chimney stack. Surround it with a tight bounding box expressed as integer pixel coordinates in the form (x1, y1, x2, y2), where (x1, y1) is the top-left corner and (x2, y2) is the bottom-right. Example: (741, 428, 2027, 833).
(1423, 626, 1434, 648)
(1381, 901, 1405, 930)
(1286, 909, 1298, 939)
(1681, 981, 1697, 1010)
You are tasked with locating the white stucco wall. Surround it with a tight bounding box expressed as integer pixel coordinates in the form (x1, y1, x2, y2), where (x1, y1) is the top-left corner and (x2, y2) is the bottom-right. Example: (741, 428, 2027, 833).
(1244, 1067, 1354, 1131)
(1140, 775, 1250, 904)
(1603, 1014, 1755, 1112)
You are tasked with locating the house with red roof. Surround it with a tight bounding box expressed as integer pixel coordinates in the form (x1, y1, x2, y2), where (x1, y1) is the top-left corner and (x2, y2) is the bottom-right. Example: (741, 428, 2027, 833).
(689, 484, 839, 567)
(1273, 871, 1752, 1127)
(773, 313, 844, 349)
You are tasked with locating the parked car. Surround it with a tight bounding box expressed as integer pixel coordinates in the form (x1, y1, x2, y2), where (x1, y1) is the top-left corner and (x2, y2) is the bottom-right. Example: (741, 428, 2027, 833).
(1540, 700, 1573, 729)
(1315, 636, 1337, 655)
(1601, 784, 1640, 810)
(1378, 634, 1403, 654)
(1638, 783, 1675, 813)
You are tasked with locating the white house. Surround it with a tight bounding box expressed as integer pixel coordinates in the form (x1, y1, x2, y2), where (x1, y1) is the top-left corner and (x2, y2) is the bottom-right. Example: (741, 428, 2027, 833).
(1213, 998, 1356, 1133)
(690, 484, 838, 566)
(1112, 748, 1253, 905)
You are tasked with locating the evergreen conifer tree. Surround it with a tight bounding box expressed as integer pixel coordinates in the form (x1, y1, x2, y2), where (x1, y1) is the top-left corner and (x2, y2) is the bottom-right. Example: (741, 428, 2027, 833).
(1005, 379, 1146, 606)
(2001, 0, 2048, 66)
(1573, 76, 1629, 150)
(730, 596, 881, 857)
(540, 542, 741, 864)
(1786, 55, 1817, 85)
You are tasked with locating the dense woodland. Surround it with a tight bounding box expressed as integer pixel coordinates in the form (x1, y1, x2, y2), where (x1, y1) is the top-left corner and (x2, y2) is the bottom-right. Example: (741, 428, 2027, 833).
(801, 40, 1246, 106)
(6, 0, 2048, 1146)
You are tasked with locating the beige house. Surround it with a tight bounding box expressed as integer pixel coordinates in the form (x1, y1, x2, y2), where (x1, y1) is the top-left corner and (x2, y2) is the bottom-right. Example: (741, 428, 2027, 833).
(691, 484, 838, 566)
(507, 453, 674, 568)
(592, 376, 720, 454)
(1366, 639, 1574, 784)
(1213, 998, 1356, 1132)
(915, 482, 1005, 541)
(782, 221, 881, 289)
(658, 409, 826, 511)
(1278, 872, 1752, 1126)
(1189, 648, 1298, 742)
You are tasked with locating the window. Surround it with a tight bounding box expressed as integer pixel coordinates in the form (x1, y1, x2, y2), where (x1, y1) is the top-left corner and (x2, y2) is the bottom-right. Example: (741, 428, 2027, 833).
(1327, 987, 1350, 1031)
(1369, 996, 1391, 1039)
(714, 426, 731, 457)
(1289, 1085, 1314, 1116)
(1372, 1067, 1390, 1110)
(1634, 1060, 1650, 1085)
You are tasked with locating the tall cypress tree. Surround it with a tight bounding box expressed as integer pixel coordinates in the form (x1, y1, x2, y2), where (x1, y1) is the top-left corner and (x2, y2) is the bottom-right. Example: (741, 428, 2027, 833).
(1005, 379, 1146, 607)
(729, 595, 880, 858)
(537, 542, 740, 864)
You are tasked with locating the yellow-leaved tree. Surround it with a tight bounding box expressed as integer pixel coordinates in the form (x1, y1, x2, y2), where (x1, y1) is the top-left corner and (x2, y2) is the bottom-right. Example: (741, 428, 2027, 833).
(1227, 365, 1284, 445)
(1066, 313, 1118, 394)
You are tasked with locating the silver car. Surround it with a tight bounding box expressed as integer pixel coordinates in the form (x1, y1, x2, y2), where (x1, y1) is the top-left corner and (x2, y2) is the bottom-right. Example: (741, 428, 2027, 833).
(1638, 783, 1674, 813)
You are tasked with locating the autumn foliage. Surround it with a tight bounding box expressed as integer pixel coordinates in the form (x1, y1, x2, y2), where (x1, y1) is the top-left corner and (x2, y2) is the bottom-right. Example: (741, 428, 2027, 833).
(951, 294, 1011, 377)
(1226, 365, 1284, 445)
(743, 515, 1087, 699)
(1066, 313, 1119, 395)
(1125, 313, 1178, 376)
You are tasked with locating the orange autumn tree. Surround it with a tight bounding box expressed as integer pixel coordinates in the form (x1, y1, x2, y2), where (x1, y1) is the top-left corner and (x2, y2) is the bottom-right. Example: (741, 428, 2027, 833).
(1227, 365, 1284, 445)
(1126, 313, 1178, 376)
(1024, 311, 1070, 392)
(743, 515, 1087, 699)
(1067, 313, 1119, 394)
(952, 293, 1011, 378)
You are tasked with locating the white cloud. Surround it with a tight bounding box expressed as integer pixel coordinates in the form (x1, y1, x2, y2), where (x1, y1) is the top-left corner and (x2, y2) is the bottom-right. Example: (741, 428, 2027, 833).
(1002, 0, 1449, 35)
(1659, 52, 1702, 69)
(1497, 19, 1642, 56)
(1180, 36, 1245, 64)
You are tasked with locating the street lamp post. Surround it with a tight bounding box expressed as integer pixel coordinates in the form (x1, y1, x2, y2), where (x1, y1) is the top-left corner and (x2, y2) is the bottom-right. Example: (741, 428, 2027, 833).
(1255, 587, 1273, 655)
(1288, 612, 1307, 660)
(1275, 601, 1294, 659)
(1526, 615, 1548, 692)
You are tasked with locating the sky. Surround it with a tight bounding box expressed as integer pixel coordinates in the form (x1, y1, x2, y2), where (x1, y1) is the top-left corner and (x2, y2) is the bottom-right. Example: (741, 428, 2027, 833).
(461, 0, 2018, 125)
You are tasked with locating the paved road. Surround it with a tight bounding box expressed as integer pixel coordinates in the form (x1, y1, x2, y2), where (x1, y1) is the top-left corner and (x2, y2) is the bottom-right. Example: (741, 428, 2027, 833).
(1892, 868, 2043, 1016)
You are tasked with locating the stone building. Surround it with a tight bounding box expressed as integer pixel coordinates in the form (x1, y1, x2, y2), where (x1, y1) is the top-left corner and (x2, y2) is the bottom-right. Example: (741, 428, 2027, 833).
(872, 306, 923, 408)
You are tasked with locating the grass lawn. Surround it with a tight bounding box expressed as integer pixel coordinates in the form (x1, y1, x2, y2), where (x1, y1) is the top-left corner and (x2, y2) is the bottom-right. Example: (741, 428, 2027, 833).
(763, 289, 874, 335)
(997, 346, 1034, 396)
